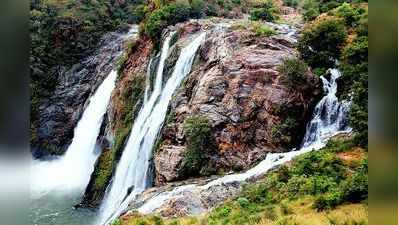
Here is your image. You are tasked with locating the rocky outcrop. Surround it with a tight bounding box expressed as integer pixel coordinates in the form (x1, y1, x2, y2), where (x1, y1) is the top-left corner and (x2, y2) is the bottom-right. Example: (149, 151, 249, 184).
(154, 19, 321, 184)
(80, 36, 154, 208)
(32, 28, 138, 158)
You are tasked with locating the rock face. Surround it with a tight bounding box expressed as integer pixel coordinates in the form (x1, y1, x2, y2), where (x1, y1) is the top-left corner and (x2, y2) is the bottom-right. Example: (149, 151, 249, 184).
(154, 19, 321, 184)
(80, 36, 154, 208)
(32, 28, 138, 158)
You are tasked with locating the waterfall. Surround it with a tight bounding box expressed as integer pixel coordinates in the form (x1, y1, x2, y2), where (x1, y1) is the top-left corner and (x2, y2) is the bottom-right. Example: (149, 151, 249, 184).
(30, 26, 138, 199)
(98, 32, 206, 225)
(137, 68, 352, 214)
(301, 68, 351, 148)
(31, 71, 117, 198)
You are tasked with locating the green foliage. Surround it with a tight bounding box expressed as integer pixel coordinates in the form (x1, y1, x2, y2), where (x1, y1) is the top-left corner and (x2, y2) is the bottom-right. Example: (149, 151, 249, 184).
(278, 58, 308, 86)
(341, 164, 368, 203)
(182, 116, 213, 176)
(93, 150, 114, 190)
(271, 117, 299, 147)
(303, 0, 320, 21)
(334, 3, 362, 27)
(340, 35, 368, 148)
(144, 2, 192, 40)
(251, 22, 277, 37)
(250, 0, 280, 22)
(111, 219, 122, 225)
(30, 0, 146, 147)
(298, 16, 347, 69)
(313, 189, 343, 211)
(283, 0, 299, 8)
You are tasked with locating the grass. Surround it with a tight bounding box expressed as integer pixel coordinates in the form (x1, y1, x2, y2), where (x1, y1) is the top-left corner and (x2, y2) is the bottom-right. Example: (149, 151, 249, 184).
(231, 21, 277, 37)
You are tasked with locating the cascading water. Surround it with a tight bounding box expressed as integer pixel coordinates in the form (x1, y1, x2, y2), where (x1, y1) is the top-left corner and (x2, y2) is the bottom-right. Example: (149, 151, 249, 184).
(98, 32, 206, 225)
(30, 26, 138, 225)
(136, 68, 352, 214)
(31, 71, 118, 197)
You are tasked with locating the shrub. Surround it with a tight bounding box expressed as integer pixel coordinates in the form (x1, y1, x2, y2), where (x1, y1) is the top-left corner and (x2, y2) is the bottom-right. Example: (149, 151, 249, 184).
(342, 36, 368, 65)
(341, 169, 368, 203)
(111, 219, 122, 225)
(283, 0, 299, 8)
(303, 0, 320, 21)
(250, 0, 280, 22)
(251, 22, 277, 37)
(237, 197, 251, 208)
(334, 3, 361, 27)
(278, 58, 308, 86)
(242, 183, 273, 204)
(291, 151, 346, 182)
(298, 16, 347, 69)
(182, 116, 213, 176)
(144, 3, 192, 39)
(313, 189, 343, 211)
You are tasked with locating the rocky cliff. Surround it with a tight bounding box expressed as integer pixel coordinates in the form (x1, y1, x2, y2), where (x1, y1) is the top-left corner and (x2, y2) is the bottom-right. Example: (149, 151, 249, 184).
(81, 17, 321, 208)
(153, 18, 321, 184)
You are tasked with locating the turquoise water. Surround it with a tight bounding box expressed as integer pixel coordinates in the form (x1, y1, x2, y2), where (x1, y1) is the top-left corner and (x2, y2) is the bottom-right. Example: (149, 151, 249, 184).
(30, 192, 97, 225)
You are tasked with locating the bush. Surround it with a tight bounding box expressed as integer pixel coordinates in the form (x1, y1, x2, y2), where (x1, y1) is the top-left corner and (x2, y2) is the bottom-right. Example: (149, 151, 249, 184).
(144, 3, 192, 39)
(342, 36, 368, 65)
(250, 0, 279, 22)
(313, 189, 343, 211)
(182, 116, 213, 176)
(242, 183, 273, 204)
(303, 0, 320, 21)
(278, 58, 308, 86)
(251, 22, 277, 37)
(341, 169, 368, 203)
(298, 16, 347, 69)
(334, 3, 361, 27)
(283, 0, 299, 8)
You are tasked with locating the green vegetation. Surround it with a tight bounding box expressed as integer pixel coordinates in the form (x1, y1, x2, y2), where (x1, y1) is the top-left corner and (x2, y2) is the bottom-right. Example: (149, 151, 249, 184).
(298, 16, 347, 69)
(252, 22, 277, 37)
(92, 150, 114, 191)
(182, 116, 214, 176)
(30, 0, 147, 147)
(302, 0, 320, 21)
(231, 21, 277, 37)
(120, 137, 368, 225)
(278, 58, 308, 86)
(271, 117, 298, 148)
(283, 0, 299, 8)
(250, 0, 280, 22)
(144, 2, 192, 40)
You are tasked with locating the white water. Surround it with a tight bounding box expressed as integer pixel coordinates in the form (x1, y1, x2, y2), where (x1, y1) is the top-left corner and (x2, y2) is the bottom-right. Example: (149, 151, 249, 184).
(31, 71, 118, 199)
(137, 68, 352, 214)
(98, 32, 206, 225)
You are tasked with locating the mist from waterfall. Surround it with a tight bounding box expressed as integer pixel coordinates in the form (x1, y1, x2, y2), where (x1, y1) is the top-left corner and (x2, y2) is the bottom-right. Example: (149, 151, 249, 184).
(98, 32, 207, 225)
(31, 71, 118, 198)
(137, 68, 352, 214)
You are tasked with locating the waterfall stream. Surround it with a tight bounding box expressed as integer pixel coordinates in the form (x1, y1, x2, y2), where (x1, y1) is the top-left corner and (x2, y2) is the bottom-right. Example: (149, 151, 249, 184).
(30, 26, 138, 225)
(136, 68, 352, 215)
(98, 33, 207, 225)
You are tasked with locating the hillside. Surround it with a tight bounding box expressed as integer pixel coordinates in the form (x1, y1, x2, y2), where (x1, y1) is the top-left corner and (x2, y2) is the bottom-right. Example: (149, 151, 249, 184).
(29, 0, 368, 225)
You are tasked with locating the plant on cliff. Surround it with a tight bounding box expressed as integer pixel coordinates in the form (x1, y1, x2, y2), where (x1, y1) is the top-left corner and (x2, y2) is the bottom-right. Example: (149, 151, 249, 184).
(182, 116, 214, 176)
(278, 58, 308, 86)
(250, 0, 280, 22)
(298, 16, 347, 70)
(144, 2, 192, 40)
